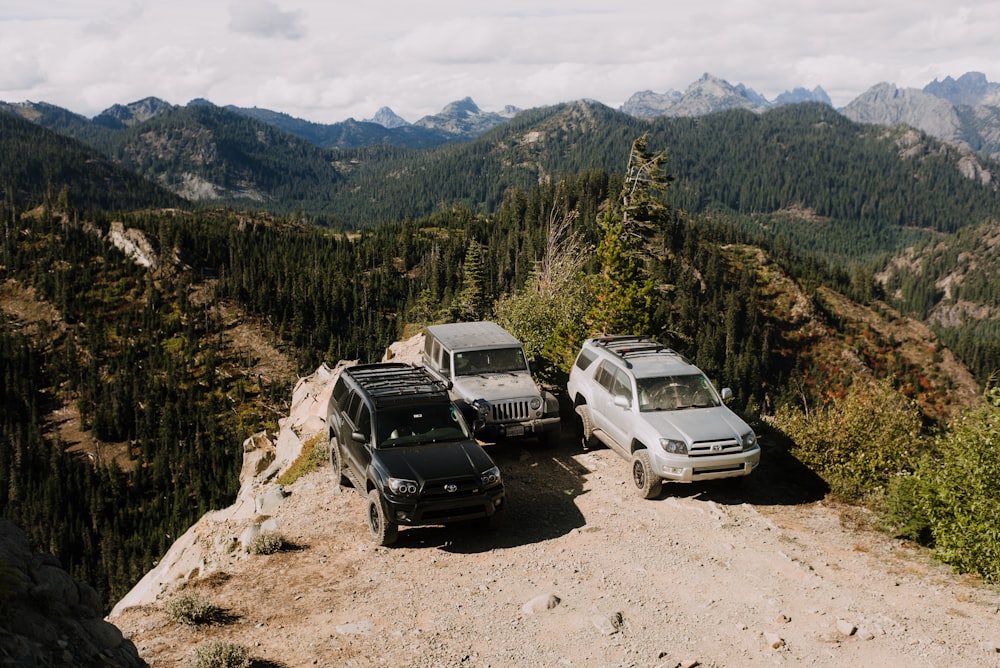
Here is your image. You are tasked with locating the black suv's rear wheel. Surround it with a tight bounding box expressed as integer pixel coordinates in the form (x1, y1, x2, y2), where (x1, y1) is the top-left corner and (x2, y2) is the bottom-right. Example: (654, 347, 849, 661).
(329, 435, 349, 488)
(367, 489, 398, 546)
(632, 449, 663, 499)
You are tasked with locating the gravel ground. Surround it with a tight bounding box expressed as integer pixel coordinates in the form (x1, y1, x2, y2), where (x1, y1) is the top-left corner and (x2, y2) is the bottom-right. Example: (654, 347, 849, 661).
(112, 430, 1000, 668)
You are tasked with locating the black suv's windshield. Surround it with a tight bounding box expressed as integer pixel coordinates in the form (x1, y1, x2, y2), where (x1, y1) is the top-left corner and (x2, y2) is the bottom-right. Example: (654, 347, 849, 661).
(636, 374, 721, 411)
(377, 403, 471, 447)
(454, 347, 528, 376)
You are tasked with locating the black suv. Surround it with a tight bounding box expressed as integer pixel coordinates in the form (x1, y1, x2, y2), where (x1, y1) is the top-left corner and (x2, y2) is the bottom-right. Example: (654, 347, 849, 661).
(327, 362, 505, 545)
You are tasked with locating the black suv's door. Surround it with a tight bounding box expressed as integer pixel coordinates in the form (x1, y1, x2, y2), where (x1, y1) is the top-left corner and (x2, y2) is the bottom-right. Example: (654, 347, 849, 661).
(341, 390, 374, 482)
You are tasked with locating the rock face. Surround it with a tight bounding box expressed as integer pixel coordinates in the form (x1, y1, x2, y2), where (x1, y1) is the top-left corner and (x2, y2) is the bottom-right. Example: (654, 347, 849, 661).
(0, 520, 145, 667)
(108, 362, 341, 616)
(843, 83, 965, 145)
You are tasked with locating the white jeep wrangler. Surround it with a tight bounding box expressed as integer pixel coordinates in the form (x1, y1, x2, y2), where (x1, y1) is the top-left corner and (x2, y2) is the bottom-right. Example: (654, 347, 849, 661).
(566, 335, 760, 497)
(422, 322, 562, 445)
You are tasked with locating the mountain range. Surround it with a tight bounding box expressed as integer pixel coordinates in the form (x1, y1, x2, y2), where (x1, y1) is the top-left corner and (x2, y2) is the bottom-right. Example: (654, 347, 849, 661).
(4, 72, 1000, 159)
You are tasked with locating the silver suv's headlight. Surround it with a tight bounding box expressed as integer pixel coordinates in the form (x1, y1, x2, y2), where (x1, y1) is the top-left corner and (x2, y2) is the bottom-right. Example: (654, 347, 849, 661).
(387, 477, 419, 496)
(740, 432, 757, 451)
(660, 438, 687, 455)
(529, 397, 542, 410)
(480, 466, 502, 489)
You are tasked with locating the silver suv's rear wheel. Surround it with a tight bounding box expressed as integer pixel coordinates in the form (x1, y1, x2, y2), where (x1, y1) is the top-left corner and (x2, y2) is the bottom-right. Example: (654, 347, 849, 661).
(632, 449, 663, 499)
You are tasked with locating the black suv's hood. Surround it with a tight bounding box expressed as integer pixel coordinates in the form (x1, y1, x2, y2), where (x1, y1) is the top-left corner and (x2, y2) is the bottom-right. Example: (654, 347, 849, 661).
(376, 440, 495, 482)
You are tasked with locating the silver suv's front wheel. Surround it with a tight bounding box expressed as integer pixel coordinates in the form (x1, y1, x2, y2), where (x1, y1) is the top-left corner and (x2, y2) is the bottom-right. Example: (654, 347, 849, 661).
(632, 449, 663, 499)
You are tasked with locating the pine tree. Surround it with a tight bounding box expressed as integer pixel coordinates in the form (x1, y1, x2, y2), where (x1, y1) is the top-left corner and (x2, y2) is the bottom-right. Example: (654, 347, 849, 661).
(453, 239, 488, 321)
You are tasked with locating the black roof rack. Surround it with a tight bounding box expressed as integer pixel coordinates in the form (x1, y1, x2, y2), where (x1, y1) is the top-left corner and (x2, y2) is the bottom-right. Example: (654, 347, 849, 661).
(592, 336, 688, 367)
(344, 363, 450, 403)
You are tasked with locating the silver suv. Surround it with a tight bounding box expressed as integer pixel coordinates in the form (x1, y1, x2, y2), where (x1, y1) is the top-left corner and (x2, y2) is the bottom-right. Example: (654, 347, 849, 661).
(566, 335, 760, 498)
(422, 322, 562, 445)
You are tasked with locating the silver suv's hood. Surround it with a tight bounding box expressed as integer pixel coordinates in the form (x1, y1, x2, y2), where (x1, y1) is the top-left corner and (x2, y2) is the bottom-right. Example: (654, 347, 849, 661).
(451, 373, 539, 402)
(642, 406, 749, 443)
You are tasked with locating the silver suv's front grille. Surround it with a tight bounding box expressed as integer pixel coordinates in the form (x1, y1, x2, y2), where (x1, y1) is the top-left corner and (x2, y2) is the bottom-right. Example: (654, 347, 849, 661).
(490, 400, 531, 423)
(688, 438, 742, 457)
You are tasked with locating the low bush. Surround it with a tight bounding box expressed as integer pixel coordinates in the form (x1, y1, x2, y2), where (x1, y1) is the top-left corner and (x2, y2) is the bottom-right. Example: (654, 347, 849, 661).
(189, 641, 251, 668)
(248, 531, 286, 555)
(165, 593, 221, 626)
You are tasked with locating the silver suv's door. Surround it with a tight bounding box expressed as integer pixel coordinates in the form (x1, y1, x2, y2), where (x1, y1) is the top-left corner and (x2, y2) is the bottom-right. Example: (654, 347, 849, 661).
(591, 361, 633, 452)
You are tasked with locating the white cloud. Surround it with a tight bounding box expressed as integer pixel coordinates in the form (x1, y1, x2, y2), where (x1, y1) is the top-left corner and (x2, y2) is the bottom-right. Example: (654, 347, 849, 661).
(229, 0, 305, 40)
(1, 0, 999, 122)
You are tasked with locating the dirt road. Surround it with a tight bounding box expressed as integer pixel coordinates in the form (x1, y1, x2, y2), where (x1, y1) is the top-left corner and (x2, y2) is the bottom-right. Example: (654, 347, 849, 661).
(113, 431, 1000, 668)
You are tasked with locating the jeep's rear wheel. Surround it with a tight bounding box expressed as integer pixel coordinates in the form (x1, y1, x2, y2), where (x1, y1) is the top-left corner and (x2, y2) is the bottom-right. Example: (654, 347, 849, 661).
(632, 449, 662, 499)
(329, 435, 349, 489)
(367, 489, 398, 546)
(575, 405, 597, 451)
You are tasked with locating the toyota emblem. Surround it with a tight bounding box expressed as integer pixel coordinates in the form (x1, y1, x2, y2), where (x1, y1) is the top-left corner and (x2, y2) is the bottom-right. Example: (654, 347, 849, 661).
(445, 484, 458, 493)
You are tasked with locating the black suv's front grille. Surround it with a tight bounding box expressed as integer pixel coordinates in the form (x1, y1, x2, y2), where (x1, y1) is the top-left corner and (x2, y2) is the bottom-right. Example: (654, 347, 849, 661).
(490, 400, 530, 422)
(421, 476, 482, 498)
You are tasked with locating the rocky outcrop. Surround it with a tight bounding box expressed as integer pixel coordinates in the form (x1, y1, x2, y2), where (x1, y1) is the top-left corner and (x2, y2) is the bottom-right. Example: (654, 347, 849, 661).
(109, 362, 342, 617)
(843, 82, 965, 146)
(0, 520, 145, 667)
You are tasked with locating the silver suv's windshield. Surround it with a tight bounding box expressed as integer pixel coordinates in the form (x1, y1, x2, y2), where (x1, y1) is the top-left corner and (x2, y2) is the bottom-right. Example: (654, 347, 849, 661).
(454, 347, 528, 376)
(377, 403, 471, 447)
(637, 374, 721, 412)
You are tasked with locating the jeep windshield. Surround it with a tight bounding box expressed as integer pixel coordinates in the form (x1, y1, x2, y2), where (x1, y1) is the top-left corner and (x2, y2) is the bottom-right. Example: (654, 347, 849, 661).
(377, 403, 472, 447)
(636, 374, 722, 412)
(453, 347, 528, 376)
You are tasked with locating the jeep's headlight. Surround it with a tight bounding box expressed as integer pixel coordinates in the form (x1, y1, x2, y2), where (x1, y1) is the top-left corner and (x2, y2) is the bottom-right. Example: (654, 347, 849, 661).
(741, 432, 757, 451)
(660, 438, 687, 455)
(529, 397, 542, 410)
(387, 477, 419, 496)
(480, 466, 502, 489)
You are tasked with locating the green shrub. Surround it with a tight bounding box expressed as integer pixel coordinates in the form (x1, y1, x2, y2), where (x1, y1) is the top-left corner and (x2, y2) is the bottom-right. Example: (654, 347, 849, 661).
(248, 531, 286, 555)
(770, 378, 927, 502)
(189, 641, 251, 668)
(165, 593, 221, 626)
(921, 402, 1000, 581)
(277, 433, 328, 485)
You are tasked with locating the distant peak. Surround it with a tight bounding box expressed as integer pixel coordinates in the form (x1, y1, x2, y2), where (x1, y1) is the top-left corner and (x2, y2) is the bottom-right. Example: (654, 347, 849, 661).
(367, 106, 410, 129)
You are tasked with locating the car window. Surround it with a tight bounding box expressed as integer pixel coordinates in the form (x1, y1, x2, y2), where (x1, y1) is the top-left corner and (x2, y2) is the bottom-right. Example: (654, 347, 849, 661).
(376, 403, 470, 447)
(356, 405, 373, 441)
(594, 361, 616, 393)
(454, 347, 527, 375)
(612, 368, 633, 405)
(636, 374, 720, 411)
(574, 348, 597, 371)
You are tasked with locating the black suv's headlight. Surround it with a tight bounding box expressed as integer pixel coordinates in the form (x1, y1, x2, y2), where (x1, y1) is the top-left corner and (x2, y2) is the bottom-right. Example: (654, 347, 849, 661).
(387, 477, 419, 496)
(480, 466, 502, 489)
(741, 431, 758, 451)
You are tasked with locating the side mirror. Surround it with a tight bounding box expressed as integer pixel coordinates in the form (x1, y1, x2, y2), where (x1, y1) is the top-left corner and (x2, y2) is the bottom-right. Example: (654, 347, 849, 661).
(613, 394, 631, 409)
(351, 430, 367, 444)
(721, 388, 733, 401)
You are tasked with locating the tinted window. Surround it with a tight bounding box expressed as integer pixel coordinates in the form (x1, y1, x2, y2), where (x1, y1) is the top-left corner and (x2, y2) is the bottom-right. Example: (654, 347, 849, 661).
(574, 348, 597, 371)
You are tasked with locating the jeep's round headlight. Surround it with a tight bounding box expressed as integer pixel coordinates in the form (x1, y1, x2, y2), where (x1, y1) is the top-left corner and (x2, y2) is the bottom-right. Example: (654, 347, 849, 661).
(529, 397, 542, 410)
(741, 432, 757, 451)
(660, 438, 687, 455)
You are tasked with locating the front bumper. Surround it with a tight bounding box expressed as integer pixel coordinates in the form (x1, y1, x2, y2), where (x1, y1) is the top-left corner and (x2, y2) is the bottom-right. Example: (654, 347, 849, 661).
(653, 445, 761, 482)
(384, 485, 505, 526)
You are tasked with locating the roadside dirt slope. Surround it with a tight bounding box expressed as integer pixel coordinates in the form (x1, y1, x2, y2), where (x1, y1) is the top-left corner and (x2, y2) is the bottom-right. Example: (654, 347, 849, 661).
(111, 429, 1000, 668)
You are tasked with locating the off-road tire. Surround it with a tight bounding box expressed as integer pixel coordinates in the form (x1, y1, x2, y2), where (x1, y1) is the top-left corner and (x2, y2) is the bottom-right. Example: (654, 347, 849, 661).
(367, 489, 398, 546)
(632, 449, 663, 499)
(329, 435, 349, 489)
(575, 405, 598, 451)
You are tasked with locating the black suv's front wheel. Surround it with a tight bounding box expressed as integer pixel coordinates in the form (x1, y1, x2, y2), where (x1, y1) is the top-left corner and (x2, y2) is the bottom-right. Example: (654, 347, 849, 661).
(329, 435, 349, 489)
(367, 489, 398, 546)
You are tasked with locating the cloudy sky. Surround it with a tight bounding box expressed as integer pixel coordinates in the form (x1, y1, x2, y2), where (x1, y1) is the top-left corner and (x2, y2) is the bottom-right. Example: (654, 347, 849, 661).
(1, 1, 998, 124)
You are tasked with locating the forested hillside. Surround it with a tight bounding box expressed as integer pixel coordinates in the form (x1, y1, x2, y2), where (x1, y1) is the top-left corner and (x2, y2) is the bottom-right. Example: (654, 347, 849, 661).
(1, 106, 998, 611)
